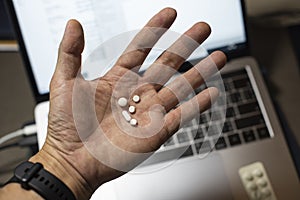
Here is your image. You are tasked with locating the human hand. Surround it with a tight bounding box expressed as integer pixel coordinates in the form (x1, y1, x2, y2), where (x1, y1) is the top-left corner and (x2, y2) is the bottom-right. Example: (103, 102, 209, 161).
(30, 8, 226, 200)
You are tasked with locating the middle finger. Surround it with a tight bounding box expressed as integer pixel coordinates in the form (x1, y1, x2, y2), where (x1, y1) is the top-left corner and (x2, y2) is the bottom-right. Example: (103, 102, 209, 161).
(142, 22, 211, 90)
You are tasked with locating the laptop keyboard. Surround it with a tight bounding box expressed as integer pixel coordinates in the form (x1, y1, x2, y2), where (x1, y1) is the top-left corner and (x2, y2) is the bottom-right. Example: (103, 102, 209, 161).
(142, 68, 272, 166)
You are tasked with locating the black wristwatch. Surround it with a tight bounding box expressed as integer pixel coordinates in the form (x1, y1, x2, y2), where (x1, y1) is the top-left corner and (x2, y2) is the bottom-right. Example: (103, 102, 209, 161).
(6, 161, 76, 200)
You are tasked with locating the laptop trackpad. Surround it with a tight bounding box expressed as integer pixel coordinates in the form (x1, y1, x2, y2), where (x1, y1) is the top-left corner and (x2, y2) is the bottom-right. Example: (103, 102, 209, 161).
(113, 153, 233, 200)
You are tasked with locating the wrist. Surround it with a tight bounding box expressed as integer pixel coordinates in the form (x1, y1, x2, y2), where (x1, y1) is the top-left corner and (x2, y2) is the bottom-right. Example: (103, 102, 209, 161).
(29, 146, 93, 200)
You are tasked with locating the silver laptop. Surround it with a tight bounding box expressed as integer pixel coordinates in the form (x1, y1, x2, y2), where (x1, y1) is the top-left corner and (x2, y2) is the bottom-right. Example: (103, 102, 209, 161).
(6, 0, 299, 199)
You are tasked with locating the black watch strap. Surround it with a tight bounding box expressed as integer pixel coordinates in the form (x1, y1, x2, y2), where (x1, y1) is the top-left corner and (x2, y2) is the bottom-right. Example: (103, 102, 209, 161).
(7, 161, 76, 200)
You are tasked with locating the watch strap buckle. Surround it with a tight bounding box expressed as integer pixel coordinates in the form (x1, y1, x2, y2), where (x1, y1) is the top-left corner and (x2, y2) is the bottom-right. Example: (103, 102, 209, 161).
(16, 162, 43, 189)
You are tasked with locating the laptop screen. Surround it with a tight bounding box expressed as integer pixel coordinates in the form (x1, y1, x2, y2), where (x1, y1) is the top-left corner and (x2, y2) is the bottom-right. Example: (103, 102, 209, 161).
(8, 0, 246, 100)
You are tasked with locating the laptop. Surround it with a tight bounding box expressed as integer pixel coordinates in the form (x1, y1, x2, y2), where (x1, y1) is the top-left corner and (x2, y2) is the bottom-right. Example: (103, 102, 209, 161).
(6, 0, 300, 199)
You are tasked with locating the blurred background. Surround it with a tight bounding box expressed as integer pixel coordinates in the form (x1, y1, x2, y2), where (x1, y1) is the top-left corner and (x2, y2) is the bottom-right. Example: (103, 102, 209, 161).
(0, 0, 299, 185)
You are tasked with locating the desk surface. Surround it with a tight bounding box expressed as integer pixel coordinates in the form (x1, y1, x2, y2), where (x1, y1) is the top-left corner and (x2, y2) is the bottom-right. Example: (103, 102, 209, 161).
(0, 23, 299, 184)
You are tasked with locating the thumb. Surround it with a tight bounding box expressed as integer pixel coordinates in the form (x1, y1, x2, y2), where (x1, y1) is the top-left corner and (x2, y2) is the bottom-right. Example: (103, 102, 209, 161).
(54, 19, 85, 81)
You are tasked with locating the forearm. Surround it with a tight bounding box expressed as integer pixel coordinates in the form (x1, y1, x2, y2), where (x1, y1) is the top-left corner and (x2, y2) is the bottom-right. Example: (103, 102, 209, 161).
(0, 183, 42, 200)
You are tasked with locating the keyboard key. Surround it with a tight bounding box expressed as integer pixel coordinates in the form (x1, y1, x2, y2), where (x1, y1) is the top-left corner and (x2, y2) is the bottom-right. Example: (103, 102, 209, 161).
(226, 107, 236, 118)
(200, 114, 208, 124)
(192, 128, 205, 140)
(238, 102, 260, 115)
(223, 121, 234, 133)
(207, 124, 222, 136)
(195, 140, 211, 154)
(164, 137, 175, 147)
(176, 131, 190, 143)
(224, 82, 232, 91)
(182, 120, 194, 128)
(243, 89, 255, 100)
(211, 110, 224, 121)
(216, 94, 227, 106)
(191, 129, 197, 138)
(179, 146, 194, 158)
(257, 127, 270, 139)
(235, 115, 265, 129)
(214, 137, 227, 150)
(233, 78, 249, 88)
(230, 92, 242, 103)
(228, 134, 242, 146)
(242, 130, 256, 143)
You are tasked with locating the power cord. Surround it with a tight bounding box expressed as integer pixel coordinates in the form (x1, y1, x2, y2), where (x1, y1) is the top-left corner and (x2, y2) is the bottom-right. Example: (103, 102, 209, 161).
(0, 124, 37, 146)
(0, 123, 38, 153)
(0, 134, 38, 151)
(0, 123, 38, 188)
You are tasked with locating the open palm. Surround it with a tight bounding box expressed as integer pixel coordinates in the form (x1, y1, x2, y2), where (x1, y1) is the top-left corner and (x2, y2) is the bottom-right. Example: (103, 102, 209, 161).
(32, 8, 226, 200)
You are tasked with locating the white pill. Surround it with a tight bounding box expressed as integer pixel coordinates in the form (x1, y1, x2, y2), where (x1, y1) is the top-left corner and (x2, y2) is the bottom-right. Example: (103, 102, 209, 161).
(128, 106, 136, 114)
(122, 111, 131, 122)
(118, 97, 128, 107)
(132, 95, 140, 103)
(243, 173, 254, 181)
(130, 119, 138, 126)
(252, 169, 263, 178)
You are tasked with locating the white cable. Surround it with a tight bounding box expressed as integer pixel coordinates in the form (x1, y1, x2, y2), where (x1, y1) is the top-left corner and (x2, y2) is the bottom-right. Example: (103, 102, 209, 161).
(0, 130, 23, 145)
(0, 124, 37, 145)
(23, 124, 37, 136)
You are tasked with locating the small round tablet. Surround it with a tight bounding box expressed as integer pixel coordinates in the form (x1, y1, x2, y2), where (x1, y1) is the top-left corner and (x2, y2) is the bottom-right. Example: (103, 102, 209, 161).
(132, 95, 140, 103)
(128, 106, 136, 114)
(118, 97, 128, 107)
(130, 119, 138, 126)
